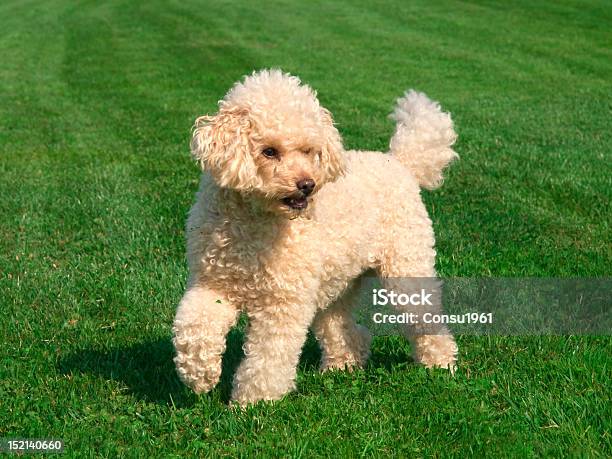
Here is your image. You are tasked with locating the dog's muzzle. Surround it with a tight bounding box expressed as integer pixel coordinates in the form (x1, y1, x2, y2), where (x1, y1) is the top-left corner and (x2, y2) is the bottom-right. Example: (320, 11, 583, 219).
(281, 195, 309, 210)
(281, 179, 316, 210)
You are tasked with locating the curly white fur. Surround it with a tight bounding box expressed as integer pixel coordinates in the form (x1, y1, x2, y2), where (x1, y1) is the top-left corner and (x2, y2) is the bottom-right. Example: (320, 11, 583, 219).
(173, 69, 458, 406)
(390, 90, 458, 189)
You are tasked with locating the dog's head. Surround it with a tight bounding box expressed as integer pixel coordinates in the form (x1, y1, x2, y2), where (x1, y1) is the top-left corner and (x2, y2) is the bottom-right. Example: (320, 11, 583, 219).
(191, 69, 345, 217)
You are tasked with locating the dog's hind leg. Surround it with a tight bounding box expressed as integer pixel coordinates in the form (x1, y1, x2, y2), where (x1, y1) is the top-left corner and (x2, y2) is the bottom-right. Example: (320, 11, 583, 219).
(376, 231, 458, 372)
(312, 282, 372, 372)
(172, 286, 239, 394)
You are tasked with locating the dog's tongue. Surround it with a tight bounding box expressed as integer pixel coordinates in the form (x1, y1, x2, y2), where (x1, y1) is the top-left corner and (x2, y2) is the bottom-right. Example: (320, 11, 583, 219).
(284, 196, 308, 209)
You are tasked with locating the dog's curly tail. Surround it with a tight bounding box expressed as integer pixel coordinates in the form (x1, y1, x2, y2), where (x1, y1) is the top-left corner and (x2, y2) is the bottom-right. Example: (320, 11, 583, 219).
(389, 90, 458, 190)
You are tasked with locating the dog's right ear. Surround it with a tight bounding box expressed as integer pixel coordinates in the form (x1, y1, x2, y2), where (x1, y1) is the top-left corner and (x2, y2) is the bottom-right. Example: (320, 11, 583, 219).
(191, 108, 259, 190)
(318, 108, 346, 183)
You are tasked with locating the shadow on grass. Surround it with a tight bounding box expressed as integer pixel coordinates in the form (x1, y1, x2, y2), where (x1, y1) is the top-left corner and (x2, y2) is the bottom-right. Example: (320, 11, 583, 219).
(59, 329, 325, 407)
(59, 330, 244, 407)
(368, 336, 414, 370)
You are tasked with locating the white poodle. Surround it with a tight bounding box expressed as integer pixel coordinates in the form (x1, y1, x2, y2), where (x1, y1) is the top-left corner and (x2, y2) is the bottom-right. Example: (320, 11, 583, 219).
(173, 69, 458, 405)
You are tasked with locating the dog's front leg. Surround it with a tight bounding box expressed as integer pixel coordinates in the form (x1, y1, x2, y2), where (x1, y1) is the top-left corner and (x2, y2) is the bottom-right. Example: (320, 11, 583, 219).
(231, 304, 314, 406)
(172, 286, 239, 394)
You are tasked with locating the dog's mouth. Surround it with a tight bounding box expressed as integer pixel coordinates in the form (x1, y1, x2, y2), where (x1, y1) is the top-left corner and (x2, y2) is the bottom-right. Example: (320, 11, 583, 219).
(281, 196, 309, 210)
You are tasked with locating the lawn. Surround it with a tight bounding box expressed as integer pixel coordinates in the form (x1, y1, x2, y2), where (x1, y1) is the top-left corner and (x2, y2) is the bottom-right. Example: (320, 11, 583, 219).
(1, 0, 610, 456)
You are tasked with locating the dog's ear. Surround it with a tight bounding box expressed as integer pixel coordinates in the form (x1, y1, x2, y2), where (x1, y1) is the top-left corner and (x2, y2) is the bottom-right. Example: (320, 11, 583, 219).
(191, 108, 259, 190)
(319, 108, 346, 183)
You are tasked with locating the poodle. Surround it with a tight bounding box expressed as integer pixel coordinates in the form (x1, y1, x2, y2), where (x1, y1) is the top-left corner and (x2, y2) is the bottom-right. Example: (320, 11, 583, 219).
(172, 69, 458, 406)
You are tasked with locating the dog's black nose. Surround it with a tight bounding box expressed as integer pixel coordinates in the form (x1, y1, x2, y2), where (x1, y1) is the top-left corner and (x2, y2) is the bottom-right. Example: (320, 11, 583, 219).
(297, 179, 316, 196)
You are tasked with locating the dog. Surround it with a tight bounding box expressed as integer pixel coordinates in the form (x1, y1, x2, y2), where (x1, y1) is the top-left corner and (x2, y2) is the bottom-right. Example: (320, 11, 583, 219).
(173, 69, 458, 406)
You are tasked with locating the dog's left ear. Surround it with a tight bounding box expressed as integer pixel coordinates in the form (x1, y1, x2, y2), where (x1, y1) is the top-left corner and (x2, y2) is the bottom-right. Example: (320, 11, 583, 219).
(319, 108, 346, 183)
(190, 108, 260, 190)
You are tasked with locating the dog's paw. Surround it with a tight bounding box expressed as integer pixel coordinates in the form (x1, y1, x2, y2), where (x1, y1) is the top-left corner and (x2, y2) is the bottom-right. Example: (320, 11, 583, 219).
(173, 329, 224, 393)
(319, 352, 369, 373)
(174, 350, 223, 394)
(230, 370, 295, 406)
(319, 324, 371, 372)
(412, 334, 458, 374)
(230, 386, 288, 407)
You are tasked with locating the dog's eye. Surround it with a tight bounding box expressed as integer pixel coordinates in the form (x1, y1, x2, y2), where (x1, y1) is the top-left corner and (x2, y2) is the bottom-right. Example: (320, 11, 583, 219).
(262, 147, 278, 158)
(302, 148, 312, 155)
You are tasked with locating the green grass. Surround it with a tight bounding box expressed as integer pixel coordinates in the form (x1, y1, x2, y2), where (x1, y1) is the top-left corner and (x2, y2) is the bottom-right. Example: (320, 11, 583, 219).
(1, 0, 610, 456)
